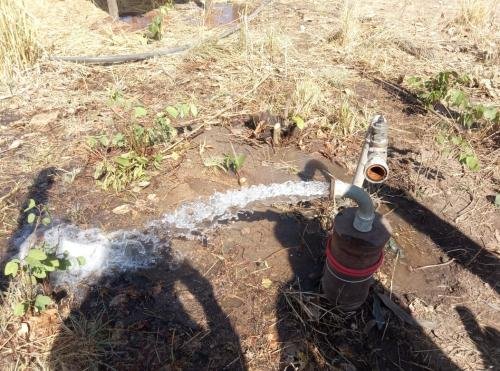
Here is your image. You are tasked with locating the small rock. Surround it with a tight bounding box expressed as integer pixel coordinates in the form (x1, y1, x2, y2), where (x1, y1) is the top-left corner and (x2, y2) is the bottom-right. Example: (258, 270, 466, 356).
(18, 322, 29, 338)
(112, 204, 132, 215)
(147, 193, 158, 202)
(8, 139, 23, 150)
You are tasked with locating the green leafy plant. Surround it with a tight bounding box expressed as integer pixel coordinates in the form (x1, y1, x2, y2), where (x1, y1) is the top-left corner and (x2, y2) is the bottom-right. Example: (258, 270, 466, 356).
(94, 151, 163, 192)
(435, 133, 480, 171)
(145, 5, 170, 42)
(408, 71, 499, 128)
(133, 106, 148, 118)
(291, 115, 305, 130)
(164, 103, 198, 119)
(4, 244, 85, 316)
(89, 102, 193, 191)
(223, 153, 246, 173)
(4, 199, 85, 316)
(24, 198, 51, 227)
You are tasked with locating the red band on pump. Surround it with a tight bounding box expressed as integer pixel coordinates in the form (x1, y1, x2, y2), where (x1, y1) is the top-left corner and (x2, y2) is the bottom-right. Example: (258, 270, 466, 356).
(326, 237, 384, 277)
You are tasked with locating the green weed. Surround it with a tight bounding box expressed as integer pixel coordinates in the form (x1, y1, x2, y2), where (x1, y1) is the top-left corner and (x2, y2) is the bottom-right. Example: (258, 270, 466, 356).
(435, 132, 480, 171)
(408, 71, 499, 128)
(94, 151, 162, 192)
(145, 6, 171, 41)
(223, 153, 246, 173)
(89, 101, 198, 192)
(3, 200, 85, 316)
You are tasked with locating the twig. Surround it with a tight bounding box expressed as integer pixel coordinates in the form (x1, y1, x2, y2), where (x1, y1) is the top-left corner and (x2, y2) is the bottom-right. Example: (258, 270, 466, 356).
(414, 258, 455, 270)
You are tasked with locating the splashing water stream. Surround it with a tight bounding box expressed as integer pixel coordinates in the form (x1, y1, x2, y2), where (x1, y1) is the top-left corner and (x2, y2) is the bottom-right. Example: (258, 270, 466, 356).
(18, 181, 330, 289)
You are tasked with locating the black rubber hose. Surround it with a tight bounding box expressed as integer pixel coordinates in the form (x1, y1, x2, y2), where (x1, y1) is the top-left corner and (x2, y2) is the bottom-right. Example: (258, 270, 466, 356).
(49, 0, 272, 65)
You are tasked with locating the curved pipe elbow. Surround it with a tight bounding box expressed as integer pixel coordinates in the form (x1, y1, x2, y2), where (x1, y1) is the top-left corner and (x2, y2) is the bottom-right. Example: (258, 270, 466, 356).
(333, 180, 375, 232)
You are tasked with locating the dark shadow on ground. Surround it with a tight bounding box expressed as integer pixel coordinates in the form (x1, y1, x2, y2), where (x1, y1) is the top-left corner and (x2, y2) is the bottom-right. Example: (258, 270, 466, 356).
(1, 167, 57, 294)
(380, 184, 499, 294)
(48, 242, 246, 370)
(456, 306, 500, 370)
(239, 209, 461, 370)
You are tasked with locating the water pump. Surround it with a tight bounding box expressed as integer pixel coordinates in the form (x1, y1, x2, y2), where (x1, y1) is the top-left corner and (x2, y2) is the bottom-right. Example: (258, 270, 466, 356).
(322, 115, 391, 311)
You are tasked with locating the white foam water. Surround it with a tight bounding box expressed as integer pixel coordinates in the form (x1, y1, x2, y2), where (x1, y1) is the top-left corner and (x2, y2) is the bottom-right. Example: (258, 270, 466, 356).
(159, 180, 329, 231)
(17, 181, 329, 289)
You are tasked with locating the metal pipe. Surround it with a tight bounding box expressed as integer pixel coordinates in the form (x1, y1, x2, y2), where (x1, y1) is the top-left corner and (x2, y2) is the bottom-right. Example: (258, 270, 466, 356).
(352, 115, 389, 187)
(364, 115, 388, 184)
(352, 129, 370, 187)
(332, 180, 375, 232)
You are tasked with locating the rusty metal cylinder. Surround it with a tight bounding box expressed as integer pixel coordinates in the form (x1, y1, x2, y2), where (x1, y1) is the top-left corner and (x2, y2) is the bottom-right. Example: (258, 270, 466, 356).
(322, 207, 391, 311)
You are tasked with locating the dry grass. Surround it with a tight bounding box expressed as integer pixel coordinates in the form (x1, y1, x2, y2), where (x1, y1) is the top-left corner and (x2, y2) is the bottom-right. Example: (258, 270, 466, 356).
(0, 0, 41, 81)
(456, 0, 494, 27)
(335, 0, 360, 48)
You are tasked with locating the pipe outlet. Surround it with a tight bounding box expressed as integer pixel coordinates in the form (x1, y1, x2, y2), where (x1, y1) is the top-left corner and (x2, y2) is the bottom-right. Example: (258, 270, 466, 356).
(364, 155, 389, 183)
(332, 180, 375, 232)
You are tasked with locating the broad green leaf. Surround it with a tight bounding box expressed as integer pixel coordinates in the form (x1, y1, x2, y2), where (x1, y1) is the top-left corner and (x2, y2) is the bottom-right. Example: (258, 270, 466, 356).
(34, 295, 52, 312)
(98, 135, 110, 147)
(292, 115, 305, 130)
(465, 156, 479, 171)
(495, 194, 500, 207)
(13, 302, 27, 316)
(115, 156, 130, 167)
(112, 133, 125, 147)
(450, 136, 462, 146)
(45, 258, 60, 269)
(447, 89, 467, 108)
(24, 199, 36, 212)
(165, 106, 179, 118)
(31, 275, 37, 285)
(27, 213, 36, 224)
(234, 154, 246, 171)
(179, 103, 190, 118)
(134, 106, 148, 118)
(86, 137, 98, 148)
(42, 217, 51, 226)
(77, 256, 86, 266)
(4, 261, 19, 277)
(27, 249, 47, 261)
(435, 133, 446, 145)
(482, 106, 497, 122)
(59, 259, 72, 271)
(406, 76, 422, 87)
(32, 269, 47, 278)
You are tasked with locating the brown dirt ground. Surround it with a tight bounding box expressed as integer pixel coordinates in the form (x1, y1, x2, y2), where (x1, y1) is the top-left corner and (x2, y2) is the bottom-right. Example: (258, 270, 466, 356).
(1, 0, 499, 370)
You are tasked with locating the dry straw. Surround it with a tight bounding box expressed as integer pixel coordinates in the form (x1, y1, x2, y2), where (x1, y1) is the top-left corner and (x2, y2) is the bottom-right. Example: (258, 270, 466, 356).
(0, 0, 41, 79)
